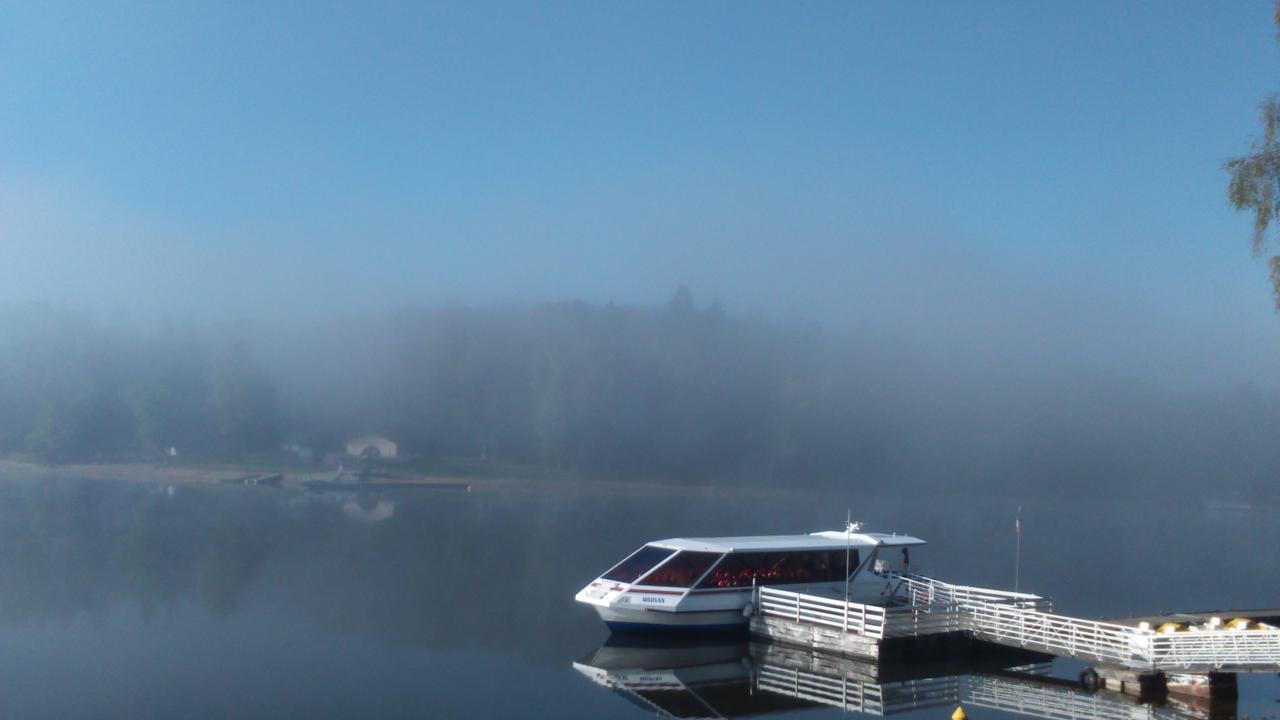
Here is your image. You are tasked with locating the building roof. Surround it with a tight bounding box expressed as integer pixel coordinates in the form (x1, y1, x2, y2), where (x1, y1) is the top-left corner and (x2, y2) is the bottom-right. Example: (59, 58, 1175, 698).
(649, 531, 926, 554)
(347, 434, 395, 446)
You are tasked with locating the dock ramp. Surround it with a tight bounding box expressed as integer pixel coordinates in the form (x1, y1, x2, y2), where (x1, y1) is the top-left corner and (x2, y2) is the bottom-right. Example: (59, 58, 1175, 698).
(752, 573, 1280, 674)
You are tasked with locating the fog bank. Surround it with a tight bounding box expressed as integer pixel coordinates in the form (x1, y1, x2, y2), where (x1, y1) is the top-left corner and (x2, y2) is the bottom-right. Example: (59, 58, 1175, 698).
(1, 293, 1274, 499)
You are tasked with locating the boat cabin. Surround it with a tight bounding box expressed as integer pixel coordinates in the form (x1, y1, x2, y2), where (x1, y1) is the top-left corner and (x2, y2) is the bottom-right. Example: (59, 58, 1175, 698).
(576, 530, 926, 632)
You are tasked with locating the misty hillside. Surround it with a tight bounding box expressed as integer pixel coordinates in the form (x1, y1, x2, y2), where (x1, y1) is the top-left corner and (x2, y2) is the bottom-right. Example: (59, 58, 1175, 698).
(1, 291, 1276, 498)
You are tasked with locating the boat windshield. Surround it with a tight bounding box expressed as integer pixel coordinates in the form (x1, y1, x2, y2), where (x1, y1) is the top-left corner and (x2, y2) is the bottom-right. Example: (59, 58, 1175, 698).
(637, 551, 721, 587)
(602, 545, 675, 583)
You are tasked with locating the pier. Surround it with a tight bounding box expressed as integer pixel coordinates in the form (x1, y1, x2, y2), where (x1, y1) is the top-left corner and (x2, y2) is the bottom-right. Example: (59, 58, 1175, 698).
(749, 573, 1280, 699)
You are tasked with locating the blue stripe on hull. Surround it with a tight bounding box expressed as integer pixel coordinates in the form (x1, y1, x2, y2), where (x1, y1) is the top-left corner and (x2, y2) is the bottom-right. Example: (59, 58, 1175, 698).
(605, 620, 748, 634)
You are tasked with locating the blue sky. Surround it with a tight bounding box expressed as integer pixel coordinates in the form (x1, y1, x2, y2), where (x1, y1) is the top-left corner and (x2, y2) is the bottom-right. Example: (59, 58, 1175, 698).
(1, 1, 1277, 387)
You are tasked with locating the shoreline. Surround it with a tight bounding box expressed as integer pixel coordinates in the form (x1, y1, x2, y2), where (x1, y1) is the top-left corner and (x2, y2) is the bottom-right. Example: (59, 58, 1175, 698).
(0, 457, 813, 500)
(0, 457, 500, 490)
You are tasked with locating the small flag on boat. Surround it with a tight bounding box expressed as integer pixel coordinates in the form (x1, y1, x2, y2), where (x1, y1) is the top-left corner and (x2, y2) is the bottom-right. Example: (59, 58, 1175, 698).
(1015, 506, 1022, 535)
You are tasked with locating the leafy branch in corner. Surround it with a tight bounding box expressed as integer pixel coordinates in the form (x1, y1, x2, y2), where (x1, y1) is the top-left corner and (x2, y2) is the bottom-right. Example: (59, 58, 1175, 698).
(1225, 3, 1280, 309)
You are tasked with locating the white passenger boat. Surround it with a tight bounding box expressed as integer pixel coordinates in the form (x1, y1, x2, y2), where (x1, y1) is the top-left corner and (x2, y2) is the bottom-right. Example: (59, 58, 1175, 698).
(575, 527, 925, 632)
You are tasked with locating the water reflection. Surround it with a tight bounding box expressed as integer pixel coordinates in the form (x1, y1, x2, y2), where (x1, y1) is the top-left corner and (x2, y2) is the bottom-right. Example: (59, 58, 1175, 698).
(0, 477, 1274, 718)
(575, 636, 1239, 720)
(4, 477, 1279, 638)
(575, 636, 811, 717)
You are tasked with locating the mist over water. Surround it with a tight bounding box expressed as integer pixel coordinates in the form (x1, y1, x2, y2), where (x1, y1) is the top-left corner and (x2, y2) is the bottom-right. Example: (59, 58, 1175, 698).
(1, 295, 1276, 498)
(0, 477, 1275, 719)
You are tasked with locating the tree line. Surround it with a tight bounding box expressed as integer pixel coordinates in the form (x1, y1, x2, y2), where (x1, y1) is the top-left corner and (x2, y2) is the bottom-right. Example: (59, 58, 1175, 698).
(0, 305, 278, 462)
(1, 292, 1277, 496)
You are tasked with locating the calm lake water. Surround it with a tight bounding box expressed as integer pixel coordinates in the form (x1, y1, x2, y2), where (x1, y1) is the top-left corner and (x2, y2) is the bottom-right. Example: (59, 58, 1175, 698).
(0, 476, 1275, 719)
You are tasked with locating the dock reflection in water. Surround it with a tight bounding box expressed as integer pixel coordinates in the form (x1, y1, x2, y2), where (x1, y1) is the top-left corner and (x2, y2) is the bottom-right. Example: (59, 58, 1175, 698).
(575, 636, 1238, 720)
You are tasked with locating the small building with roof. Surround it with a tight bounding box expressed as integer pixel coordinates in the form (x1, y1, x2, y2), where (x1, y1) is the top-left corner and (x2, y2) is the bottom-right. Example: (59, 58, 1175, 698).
(345, 435, 398, 460)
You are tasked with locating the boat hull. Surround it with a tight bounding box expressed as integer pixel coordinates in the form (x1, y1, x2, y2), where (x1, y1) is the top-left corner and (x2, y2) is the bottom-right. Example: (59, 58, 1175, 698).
(594, 604, 748, 633)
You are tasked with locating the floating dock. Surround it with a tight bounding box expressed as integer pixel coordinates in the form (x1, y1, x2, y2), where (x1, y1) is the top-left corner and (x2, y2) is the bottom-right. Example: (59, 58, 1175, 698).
(748, 573, 1280, 699)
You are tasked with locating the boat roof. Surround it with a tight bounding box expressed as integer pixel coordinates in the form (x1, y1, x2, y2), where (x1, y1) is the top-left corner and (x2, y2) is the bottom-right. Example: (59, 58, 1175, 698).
(649, 531, 926, 554)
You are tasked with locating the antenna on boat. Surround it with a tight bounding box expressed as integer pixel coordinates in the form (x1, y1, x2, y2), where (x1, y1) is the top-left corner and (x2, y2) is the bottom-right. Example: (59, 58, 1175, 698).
(844, 509, 852, 607)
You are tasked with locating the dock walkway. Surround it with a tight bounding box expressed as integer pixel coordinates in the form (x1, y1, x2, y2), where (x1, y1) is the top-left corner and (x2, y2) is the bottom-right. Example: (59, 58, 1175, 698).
(750, 573, 1280, 675)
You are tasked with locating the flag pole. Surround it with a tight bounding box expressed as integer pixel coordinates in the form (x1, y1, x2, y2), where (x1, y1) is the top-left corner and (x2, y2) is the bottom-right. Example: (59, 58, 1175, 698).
(1015, 505, 1022, 593)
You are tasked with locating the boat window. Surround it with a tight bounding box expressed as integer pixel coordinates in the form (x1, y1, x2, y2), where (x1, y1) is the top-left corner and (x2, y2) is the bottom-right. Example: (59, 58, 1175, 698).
(638, 551, 722, 588)
(602, 545, 676, 583)
(697, 550, 855, 588)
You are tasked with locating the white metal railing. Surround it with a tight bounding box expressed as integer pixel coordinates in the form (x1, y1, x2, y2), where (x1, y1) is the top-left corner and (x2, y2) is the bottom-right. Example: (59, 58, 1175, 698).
(1151, 629, 1280, 670)
(755, 573, 1280, 671)
(883, 574, 1145, 666)
(970, 602, 1143, 665)
(756, 586, 888, 638)
(890, 573, 1052, 612)
(881, 602, 967, 638)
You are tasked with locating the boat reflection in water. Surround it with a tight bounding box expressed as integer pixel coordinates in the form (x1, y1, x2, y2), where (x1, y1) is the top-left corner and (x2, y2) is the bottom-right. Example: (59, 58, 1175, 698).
(574, 636, 1237, 720)
(574, 636, 810, 717)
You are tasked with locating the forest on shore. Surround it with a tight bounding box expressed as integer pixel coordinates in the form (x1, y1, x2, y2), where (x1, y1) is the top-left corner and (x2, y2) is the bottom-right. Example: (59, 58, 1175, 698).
(1, 289, 1276, 497)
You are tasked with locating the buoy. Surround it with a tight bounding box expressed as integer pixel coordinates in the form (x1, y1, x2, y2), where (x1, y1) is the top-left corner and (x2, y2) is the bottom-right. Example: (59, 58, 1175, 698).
(952, 706, 967, 720)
